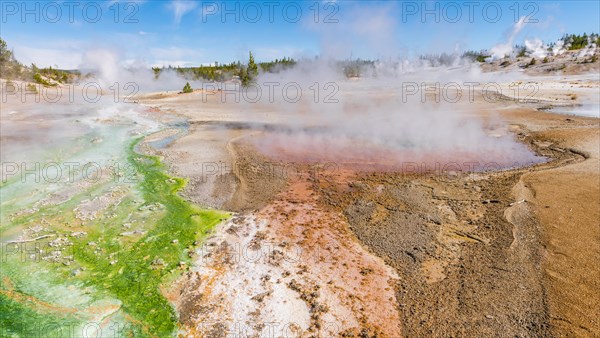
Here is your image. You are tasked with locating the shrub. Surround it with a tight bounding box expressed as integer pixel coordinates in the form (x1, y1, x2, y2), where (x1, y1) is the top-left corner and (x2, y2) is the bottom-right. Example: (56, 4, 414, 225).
(476, 55, 488, 62)
(26, 83, 37, 93)
(33, 73, 56, 87)
(461, 51, 489, 62)
(152, 67, 161, 79)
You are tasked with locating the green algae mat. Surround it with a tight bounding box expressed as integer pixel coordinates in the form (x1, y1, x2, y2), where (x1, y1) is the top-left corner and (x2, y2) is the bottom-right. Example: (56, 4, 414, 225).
(0, 139, 229, 337)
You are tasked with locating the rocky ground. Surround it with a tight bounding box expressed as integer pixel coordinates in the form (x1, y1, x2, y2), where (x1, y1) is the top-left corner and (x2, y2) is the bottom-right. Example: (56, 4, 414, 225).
(481, 49, 599, 76)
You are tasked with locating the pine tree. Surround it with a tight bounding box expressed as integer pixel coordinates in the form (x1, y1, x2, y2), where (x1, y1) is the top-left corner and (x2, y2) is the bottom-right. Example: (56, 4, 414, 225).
(182, 82, 193, 93)
(0, 38, 13, 63)
(247, 51, 258, 79)
(239, 66, 250, 87)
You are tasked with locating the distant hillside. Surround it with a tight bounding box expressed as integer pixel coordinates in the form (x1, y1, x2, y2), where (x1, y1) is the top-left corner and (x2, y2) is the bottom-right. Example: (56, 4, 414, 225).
(464, 33, 599, 74)
(0, 37, 79, 86)
(0, 38, 25, 80)
(480, 49, 599, 75)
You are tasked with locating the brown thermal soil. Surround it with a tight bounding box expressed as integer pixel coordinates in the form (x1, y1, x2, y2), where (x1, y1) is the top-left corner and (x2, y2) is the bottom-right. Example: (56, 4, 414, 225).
(143, 81, 599, 337)
(502, 109, 600, 336)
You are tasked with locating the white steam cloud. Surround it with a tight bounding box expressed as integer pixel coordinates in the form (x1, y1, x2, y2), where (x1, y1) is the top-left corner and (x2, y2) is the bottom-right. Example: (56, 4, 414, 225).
(525, 38, 547, 58)
(38, 4, 552, 171)
(487, 17, 528, 61)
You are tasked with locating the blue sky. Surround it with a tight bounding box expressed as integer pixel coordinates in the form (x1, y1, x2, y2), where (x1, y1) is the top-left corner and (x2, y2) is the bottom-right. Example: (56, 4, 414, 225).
(1, 0, 598, 69)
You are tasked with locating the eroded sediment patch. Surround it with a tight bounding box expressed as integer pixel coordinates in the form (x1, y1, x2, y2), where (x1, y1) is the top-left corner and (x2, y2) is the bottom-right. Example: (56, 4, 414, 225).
(175, 143, 402, 337)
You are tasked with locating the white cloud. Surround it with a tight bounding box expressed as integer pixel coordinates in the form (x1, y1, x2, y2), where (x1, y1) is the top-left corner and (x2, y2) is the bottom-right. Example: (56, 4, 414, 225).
(152, 60, 196, 68)
(253, 47, 305, 61)
(149, 46, 204, 67)
(303, 2, 399, 59)
(151, 46, 202, 59)
(9, 43, 84, 69)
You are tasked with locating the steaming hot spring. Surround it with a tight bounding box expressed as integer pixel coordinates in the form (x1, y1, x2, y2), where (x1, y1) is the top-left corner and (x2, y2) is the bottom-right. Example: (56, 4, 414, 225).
(248, 105, 546, 173)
